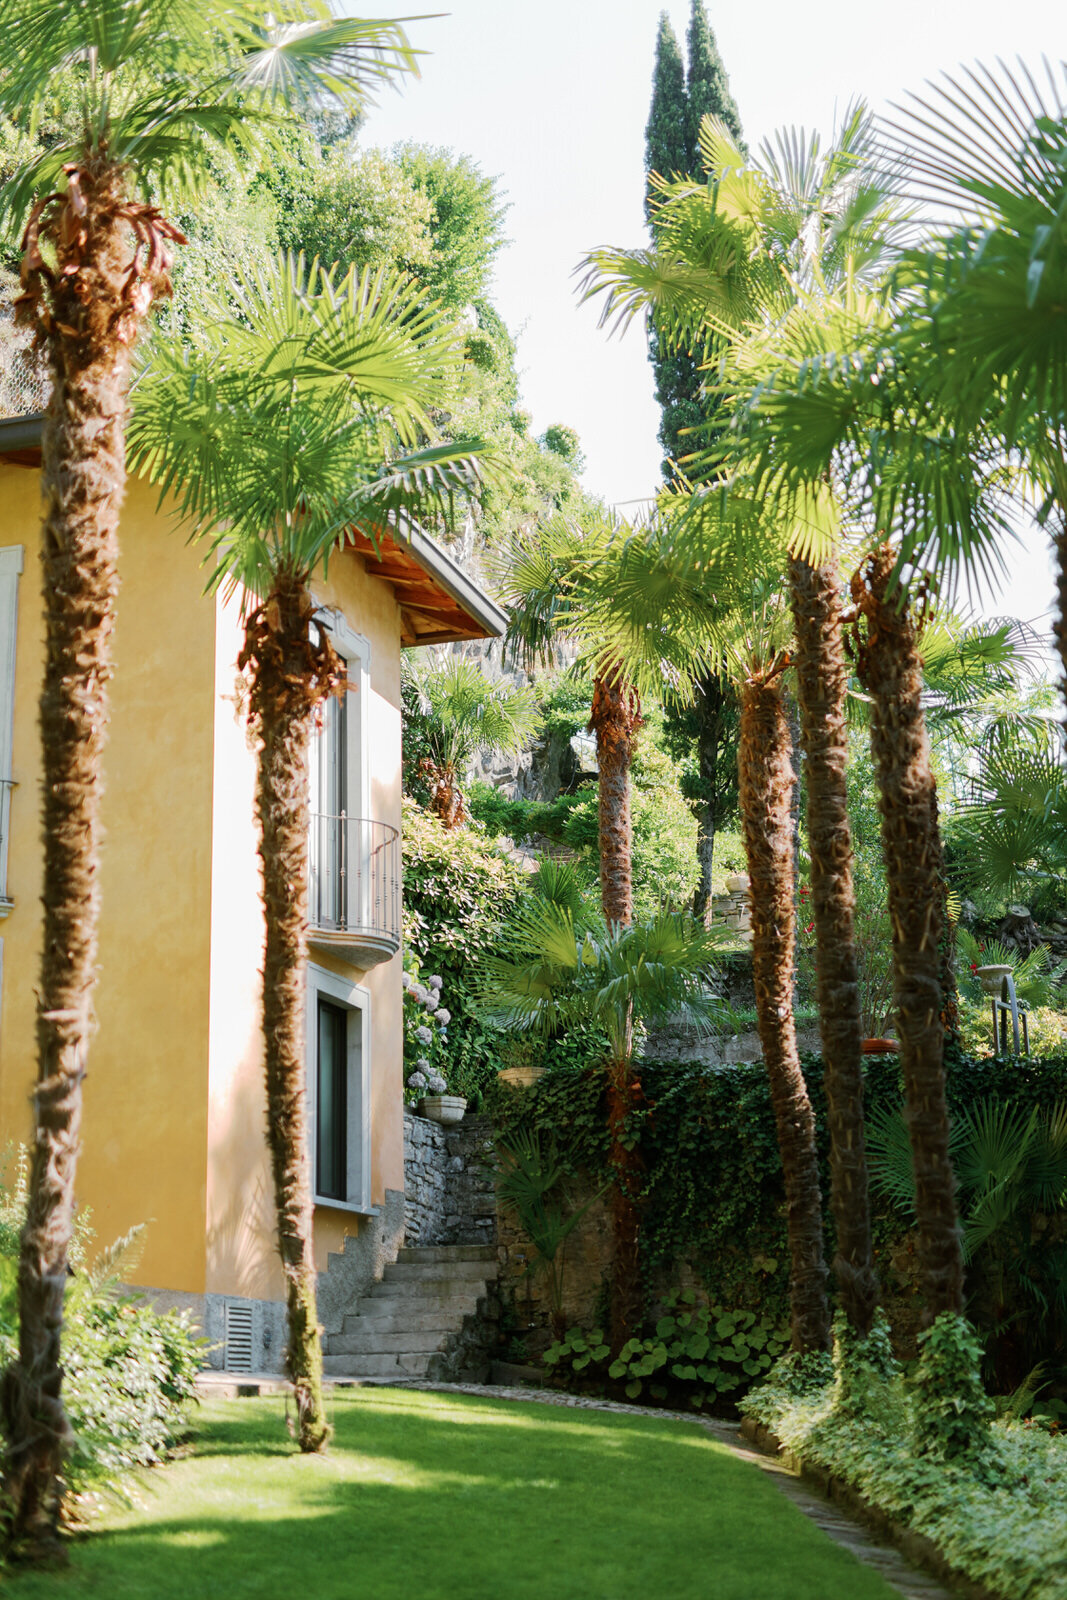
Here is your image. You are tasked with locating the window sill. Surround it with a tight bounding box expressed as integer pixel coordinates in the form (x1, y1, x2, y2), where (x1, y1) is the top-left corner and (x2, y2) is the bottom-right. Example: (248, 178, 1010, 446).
(0, 898, 12, 920)
(312, 1195, 380, 1218)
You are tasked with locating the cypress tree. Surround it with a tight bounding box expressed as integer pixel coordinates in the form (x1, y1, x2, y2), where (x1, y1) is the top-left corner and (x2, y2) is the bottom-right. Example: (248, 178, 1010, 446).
(685, 2, 744, 155)
(644, 14, 688, 226)
(645, 4, 746, 921)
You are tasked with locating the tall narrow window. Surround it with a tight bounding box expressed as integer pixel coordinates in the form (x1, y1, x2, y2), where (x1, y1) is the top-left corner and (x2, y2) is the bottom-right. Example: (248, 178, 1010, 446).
(316, 998, 348, 1201)
(309, 678, 347, 929)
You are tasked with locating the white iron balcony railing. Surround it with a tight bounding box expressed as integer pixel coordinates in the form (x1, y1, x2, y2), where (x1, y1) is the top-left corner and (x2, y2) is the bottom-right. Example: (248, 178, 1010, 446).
(308, 814, 400, 968)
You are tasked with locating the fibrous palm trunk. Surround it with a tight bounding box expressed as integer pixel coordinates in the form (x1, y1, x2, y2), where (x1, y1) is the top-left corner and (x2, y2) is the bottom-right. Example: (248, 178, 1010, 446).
(851, 547, 964, 1320)
(1, 157, 178, 1561)
(589, 665, 638, 928)
(790, 555, 878, 1334)
(691, 671, 726, 925)
(738, 667, 831, 1353)
(241, 571, 345, 1452)
(588, 664, 642, 1346)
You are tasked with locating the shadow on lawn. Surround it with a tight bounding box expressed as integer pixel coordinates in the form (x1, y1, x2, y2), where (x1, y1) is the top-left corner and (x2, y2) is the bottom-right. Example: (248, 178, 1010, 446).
(12, 1395, 896, 1600)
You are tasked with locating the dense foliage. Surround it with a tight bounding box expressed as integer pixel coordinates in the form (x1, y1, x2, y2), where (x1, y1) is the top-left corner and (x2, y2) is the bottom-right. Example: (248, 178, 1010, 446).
(0, 1162, 201, 1510)
(495, 1048, 1067, 1397)
(544, 1294, 789, 1412)
(742, 1316, 1067, 1600)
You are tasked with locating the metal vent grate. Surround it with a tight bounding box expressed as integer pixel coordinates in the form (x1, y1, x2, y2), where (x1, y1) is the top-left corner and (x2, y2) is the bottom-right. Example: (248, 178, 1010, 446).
(225, 1301, 254, 1373)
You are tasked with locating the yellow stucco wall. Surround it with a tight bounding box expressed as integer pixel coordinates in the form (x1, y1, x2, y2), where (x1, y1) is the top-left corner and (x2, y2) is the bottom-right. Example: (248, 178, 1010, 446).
(1, 468, 404, 1305)
(0, 470, 215, 1293)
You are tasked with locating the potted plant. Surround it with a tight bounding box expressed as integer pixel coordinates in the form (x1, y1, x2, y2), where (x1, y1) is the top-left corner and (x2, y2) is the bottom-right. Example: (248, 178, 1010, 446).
(402, 961, 466, 1123)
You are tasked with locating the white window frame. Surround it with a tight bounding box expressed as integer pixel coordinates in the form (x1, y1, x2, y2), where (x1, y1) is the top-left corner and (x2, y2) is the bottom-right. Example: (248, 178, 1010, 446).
(305, 961, 374, 1215)
(0, 546, 24, 913)
(311, 604, 370, 822)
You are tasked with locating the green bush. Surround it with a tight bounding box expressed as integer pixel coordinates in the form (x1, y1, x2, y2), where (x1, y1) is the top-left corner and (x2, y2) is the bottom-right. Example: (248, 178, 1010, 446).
(403, 798, 526, 1103)
(741, 1318, 1067, 1600)
(0, 1157, 202, 1511)
(544, 1293, 789, 1411)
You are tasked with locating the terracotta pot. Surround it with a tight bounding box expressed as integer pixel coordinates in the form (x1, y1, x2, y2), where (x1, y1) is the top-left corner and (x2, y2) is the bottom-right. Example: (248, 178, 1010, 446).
(861, 1038, 899, 1055)
(418, 1094, 467, 1125)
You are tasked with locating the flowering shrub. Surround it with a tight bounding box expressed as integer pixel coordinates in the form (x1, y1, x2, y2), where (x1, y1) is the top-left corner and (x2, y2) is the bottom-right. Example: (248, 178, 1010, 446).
(402, 955, 451, 1101)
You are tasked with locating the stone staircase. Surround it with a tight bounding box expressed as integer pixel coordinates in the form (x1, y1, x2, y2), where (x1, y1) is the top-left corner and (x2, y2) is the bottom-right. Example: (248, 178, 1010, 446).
(322, 1243, 499, 1381)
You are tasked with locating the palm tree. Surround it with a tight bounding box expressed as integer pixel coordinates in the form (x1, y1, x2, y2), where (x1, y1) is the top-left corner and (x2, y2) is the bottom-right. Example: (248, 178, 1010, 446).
(580, 110, 893, 1334)
(0, 1, 418, 1553)
(128, 254, 492, 1452)
(404, 656, 541, 828)
(481, 899, 723, 1346)
(499, 509, 718, 1337)
(878, 61, 1067, 717)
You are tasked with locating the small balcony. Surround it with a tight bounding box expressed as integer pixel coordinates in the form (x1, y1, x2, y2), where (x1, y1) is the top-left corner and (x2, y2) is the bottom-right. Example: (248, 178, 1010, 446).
(308, 814, 401, 968)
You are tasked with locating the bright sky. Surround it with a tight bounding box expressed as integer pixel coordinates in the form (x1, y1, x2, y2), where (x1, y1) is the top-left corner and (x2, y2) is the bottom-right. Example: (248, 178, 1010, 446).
(361, 0, 1065, 636)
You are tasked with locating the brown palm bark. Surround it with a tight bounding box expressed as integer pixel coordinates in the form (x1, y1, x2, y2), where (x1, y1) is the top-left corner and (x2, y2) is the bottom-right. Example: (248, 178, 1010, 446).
(691, 671, 726, 925)
(588, 664, 640, 927)
(789, 555, 878, 1334)
(738, 666, 831, 1353)
(240, 570, 346, 1452)
(588, 662, 642, 1346)
(0, 159, 181, 1560)
(850, 546, 964, 1320)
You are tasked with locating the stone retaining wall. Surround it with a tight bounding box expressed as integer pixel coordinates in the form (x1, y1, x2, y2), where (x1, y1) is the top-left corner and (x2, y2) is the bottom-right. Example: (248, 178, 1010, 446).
(403, 1110, 497, 1247)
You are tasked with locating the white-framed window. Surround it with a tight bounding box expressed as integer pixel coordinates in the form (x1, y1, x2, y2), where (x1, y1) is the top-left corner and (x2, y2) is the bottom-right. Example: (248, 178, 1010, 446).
(308, 607, 370, 932)
(0, 545, 24, 912)
(305, 961, 373, 1214)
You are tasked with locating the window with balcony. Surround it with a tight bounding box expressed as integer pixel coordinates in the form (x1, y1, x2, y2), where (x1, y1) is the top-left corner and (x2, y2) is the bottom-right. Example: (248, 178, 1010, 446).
(306, 963, 372, 1213)
(307, 609, 399, 967)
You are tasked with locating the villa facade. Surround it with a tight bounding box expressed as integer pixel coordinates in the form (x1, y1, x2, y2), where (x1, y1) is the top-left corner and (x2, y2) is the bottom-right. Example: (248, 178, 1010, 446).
(0, 412, 504, 1369)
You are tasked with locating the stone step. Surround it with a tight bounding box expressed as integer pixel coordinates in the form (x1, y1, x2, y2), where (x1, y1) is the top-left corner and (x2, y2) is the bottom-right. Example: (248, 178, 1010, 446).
(341, 1305, 477, 1334)
(383, 1260, 494, 1284)
(366, 1275, 490, 1300)
(327, 1329, 449, 1356)
(396, 1245, 497, 1265)
(323, 1352, 429, 1379)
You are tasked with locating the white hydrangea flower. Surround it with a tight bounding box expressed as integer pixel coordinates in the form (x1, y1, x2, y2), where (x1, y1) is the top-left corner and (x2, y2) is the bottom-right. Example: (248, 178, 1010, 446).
(416, 1057, 431, 1072)
(428, 974, 443, 989)
(429, 1072, 448, 1094)
(416, 1025, 433, 1045)
(433, 1008, 451, 1025)
(406, 1070, 428, 1092)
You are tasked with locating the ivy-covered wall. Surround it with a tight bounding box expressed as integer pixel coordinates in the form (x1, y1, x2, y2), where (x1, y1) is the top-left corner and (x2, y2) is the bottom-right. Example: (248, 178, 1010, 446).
(489, 1049, 1067, 1370)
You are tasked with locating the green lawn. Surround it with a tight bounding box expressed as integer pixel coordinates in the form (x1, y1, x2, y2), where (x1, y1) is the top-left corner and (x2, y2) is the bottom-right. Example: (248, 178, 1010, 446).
(19, 1389, 900, 1600)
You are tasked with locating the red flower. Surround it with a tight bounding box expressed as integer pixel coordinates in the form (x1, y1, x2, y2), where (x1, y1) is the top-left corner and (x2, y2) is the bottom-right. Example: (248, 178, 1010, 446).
(806, 922, 815, 934)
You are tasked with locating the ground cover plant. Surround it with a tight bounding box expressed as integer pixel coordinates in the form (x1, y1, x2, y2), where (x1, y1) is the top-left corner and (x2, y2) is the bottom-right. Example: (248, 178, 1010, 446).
(4, 1388, 903, 1600)
(741, 1318, 1067, 1600)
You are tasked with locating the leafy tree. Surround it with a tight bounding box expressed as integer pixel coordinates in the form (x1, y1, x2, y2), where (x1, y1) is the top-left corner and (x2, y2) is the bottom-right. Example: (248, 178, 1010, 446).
(0, 0, 419, 1552)
(281, 146, 434, 282)
(393, 142, 508, 308)
(480, 899, 723, 1347)
(403, 656, 541, 828)
(130, 254, 490, 1454)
